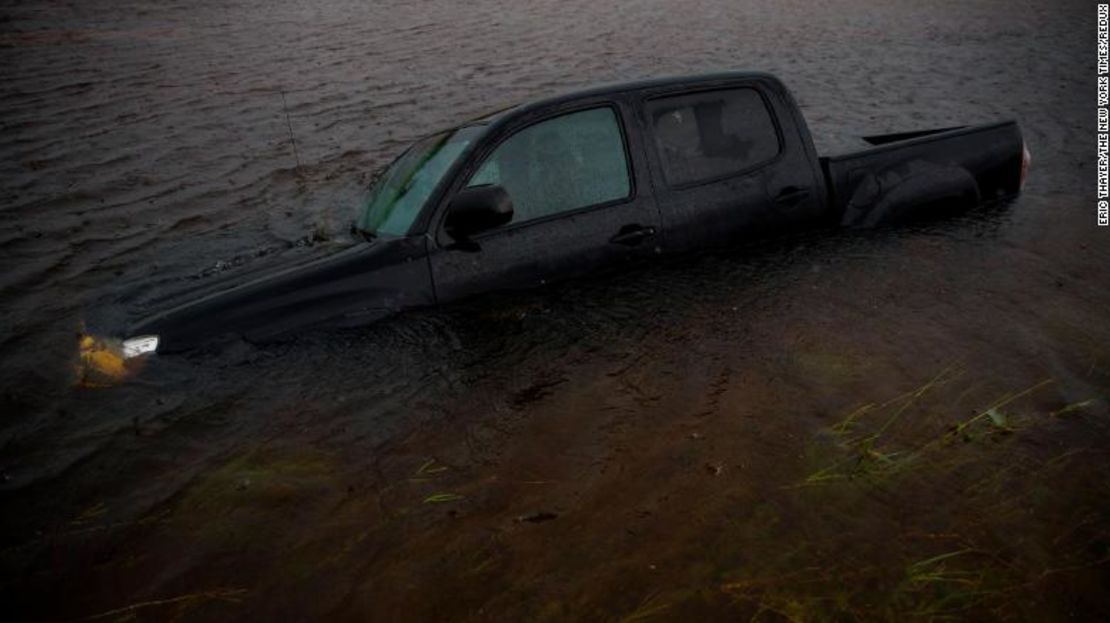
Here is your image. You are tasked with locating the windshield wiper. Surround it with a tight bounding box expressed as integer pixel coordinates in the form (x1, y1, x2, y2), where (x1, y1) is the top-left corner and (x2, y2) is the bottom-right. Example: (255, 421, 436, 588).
(351, 221, 377, 242)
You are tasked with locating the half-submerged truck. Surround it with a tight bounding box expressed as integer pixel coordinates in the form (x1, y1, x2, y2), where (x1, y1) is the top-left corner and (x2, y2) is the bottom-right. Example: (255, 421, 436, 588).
(121, 71, 1030, 357)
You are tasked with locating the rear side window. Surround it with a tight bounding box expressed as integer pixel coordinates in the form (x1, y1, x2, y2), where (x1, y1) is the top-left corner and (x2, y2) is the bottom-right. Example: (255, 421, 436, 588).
(646, 87, 780, 187)
(467, 106, 631, 224)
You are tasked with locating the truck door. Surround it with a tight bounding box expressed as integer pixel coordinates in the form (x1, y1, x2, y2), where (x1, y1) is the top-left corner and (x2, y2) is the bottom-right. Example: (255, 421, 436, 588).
(427, 102, 662, 303)
(638, 83, 823, 252)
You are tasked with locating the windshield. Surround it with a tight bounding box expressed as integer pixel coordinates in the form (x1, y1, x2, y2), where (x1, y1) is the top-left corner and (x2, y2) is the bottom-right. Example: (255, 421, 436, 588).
(357, 126, 480, 236)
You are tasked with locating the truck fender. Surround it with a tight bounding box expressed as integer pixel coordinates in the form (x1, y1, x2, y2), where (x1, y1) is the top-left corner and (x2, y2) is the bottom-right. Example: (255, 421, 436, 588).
(841, 160, 981, 228)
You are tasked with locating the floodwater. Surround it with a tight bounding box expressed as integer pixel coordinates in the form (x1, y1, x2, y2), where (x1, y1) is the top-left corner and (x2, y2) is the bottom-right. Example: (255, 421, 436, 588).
(1, 0, 1107, 620)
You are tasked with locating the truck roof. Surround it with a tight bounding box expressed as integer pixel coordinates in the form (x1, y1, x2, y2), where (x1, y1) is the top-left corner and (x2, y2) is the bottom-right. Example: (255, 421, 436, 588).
(469, 70, 779, 125)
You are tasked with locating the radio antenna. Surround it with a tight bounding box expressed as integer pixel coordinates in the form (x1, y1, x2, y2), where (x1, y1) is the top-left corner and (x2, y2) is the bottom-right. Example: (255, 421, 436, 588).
(280, 88, 303, 174)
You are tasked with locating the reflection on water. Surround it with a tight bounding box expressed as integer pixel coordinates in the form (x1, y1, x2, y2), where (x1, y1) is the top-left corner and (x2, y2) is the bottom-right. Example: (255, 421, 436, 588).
(1, 0, 1107, 620)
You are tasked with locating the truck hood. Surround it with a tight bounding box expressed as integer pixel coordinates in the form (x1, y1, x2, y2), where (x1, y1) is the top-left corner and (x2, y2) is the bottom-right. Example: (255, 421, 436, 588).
(127, 235, 433, 353)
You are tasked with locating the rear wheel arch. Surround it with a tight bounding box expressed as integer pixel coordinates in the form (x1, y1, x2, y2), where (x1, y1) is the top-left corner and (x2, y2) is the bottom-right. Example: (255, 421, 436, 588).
(844, 161, 980, 227)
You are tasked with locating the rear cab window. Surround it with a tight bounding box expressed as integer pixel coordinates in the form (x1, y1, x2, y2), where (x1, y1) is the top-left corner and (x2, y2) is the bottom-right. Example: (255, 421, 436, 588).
(645, 87, 781, 187)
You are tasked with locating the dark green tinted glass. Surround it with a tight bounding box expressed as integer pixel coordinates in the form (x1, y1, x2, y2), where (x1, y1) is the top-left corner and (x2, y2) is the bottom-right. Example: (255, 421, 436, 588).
(468, 107, 630, 224)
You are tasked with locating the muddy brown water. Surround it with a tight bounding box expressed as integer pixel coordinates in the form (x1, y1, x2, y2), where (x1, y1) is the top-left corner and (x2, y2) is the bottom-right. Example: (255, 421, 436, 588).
(1, 0, 1108, 620)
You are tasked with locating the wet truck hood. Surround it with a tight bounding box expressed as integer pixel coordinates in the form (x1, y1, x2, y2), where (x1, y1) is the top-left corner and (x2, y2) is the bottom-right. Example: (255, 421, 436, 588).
(127, 236, 432, 353)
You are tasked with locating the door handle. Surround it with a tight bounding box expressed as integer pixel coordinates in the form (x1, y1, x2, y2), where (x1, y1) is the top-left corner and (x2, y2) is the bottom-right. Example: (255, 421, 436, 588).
(609, 224, 657, 246)
(773, 186, 810, 206)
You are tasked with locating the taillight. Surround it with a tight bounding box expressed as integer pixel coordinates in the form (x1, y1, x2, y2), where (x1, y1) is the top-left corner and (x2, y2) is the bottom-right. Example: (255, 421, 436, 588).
(1020, 141, 1031, 190)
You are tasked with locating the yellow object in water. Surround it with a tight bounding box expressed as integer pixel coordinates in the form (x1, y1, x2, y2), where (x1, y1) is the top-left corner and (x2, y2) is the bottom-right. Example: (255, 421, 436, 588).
(77, 334, 129, 387)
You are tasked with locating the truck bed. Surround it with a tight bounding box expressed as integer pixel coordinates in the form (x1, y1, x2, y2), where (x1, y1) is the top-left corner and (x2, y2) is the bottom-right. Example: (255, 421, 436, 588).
(819, 121, 1025, 225)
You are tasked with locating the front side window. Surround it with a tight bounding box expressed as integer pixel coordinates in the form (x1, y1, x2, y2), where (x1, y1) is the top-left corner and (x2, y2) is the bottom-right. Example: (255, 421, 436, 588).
(467, 106, 631, 225)
(646, 87, 781, 187)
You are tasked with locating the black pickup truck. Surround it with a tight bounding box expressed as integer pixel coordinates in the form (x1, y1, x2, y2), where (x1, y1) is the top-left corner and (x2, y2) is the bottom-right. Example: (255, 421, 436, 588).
(120, 71, 1029, 357)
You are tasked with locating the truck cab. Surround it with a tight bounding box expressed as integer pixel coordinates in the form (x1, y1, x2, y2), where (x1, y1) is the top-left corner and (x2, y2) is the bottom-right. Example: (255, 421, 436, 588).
(410, 72, 826, 301)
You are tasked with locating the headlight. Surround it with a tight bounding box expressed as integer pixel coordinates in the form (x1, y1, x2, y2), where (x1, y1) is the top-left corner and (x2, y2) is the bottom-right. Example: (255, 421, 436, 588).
(121, 335, 159, 359)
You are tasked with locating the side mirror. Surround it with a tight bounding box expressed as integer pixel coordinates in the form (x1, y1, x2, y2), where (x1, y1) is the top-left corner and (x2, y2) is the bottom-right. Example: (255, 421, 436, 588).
(445, 184, 513, 240)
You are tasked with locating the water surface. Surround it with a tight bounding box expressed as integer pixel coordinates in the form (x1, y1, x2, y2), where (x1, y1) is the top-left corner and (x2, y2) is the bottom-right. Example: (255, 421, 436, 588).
(1, 0, 1107, 620)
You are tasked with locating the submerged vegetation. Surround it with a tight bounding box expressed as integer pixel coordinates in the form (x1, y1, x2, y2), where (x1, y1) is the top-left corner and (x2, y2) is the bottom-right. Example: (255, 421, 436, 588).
(798, 365, 1056, 487)
(704, 364, 1109, 621)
